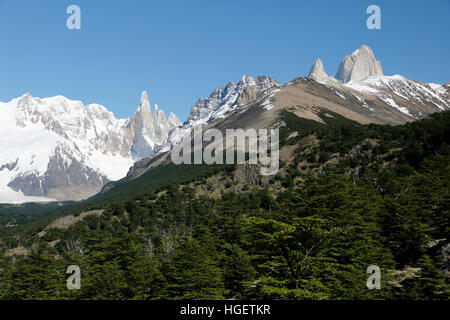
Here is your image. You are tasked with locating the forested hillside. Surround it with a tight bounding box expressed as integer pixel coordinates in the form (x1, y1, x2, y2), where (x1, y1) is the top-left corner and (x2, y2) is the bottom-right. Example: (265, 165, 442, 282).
(0, 111, 449, 300)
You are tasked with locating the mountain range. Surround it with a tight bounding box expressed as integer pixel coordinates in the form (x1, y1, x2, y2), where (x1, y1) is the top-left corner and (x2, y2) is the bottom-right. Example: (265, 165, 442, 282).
(0, 92, 180, 203)
(0, 45, 448, 203)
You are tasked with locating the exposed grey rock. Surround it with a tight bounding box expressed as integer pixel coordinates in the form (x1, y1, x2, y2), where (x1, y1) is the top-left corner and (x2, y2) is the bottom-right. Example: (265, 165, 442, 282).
(129, 92, 181, 159)
(129, 91, 156, 159)
(441, 243, 450, 275)
(308, 58, 328, 81)
(153, 104, 167, 143)
(335, 45, 383, 83)
(8, 147, 107, 201)
(0, 159, 18, 171)
(168, 112, 182, 128)
(186, 74, 281, 125)
(233, 164, 270, 187)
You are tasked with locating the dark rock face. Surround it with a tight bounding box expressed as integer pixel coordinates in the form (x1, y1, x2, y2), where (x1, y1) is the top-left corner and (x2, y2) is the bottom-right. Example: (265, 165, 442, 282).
(8, 148, 108, 201)
(0, 159, 18, 171)
(441, 243, 450, 275)
(233, 164, 271, 187)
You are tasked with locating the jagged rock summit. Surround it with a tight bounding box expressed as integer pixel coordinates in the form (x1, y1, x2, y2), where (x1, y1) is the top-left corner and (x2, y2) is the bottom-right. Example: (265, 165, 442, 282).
(308, 58, 329, 81)
(335, 45, 383, 83)
(156, 74, 281, 152)
(186, 74, 280, 126)
(129, 91, 181, 159)
(0, 90, 181, 203)
(168, 112, 182, 128)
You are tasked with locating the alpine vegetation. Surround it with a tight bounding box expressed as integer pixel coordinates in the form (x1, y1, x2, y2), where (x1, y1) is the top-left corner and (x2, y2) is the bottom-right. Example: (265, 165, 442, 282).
(171, 126, 279, 175)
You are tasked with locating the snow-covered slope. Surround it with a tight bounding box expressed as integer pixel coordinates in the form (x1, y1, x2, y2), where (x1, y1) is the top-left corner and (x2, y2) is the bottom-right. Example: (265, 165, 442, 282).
(186, 75, 280, 126)
(344, 75, 449, 116)
(308, 45, 449, 120)
(0, 92, 181, 203)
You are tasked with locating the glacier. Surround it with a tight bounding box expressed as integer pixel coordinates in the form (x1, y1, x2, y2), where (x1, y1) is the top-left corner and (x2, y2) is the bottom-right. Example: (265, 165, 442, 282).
(0, 92, 181, 203)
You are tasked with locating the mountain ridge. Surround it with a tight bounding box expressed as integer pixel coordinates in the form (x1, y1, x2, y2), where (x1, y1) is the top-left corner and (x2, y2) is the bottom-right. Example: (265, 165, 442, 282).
(120, 45, 448, 184)
(0, 44, 448, 204)
(0, 92, 181, 203)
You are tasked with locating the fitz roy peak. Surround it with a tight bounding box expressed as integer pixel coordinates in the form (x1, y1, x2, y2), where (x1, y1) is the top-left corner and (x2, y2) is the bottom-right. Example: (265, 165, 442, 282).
(305, 44, 448, 120)
(335, 45, 384, 83)
(0, 92, 181, 203)
(309, 45, 384, 83)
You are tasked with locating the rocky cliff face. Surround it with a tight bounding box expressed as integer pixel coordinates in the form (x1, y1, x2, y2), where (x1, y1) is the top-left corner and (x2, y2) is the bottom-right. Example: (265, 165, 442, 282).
(156, 74, 281, 151)
(129, 91, 156, 159)
(186, 74, 281, 125)
(305, 45, 448, 121)
(308, 58, 329, 81)
(168, 112, 182, 128)
(129, 92, 182, 159)
(335, 45, 383, 83)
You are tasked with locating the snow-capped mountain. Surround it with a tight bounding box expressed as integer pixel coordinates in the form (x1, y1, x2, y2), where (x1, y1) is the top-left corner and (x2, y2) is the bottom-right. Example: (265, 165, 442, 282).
(2, 44, 448, 204)
(150, 47, 448, 171)
(187, 75, 281, 125)
(0, 92, 181, 203)
(158, 74, 281, 150)
(307, 45, 449, 120)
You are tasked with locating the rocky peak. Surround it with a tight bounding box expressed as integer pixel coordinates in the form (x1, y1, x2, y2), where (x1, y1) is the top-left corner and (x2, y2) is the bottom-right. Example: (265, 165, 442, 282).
(168, 112, 182, 128)
(0, 90, 183, 202)
(255, 75, 281, 90)
(136, 91, 153, 128)
(238, 74, 257, 87)
(129, 91, 182, 159)
(186, 74, 280, 125)
(335, 45, 383, 83)
(130, 92, 156, 159)
(153, 104, 166, 122)
(308, 58, 328, 81)
(138, 91, 150, 111)
(132, 91, 154, 134)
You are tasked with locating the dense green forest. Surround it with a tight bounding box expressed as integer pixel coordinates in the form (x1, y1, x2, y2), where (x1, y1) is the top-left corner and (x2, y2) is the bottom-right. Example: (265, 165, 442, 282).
(0, 110, 449, 300)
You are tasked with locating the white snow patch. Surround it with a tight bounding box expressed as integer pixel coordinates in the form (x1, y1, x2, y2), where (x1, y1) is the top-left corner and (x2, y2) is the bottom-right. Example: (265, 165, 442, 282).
(381, 97, 412, 116)
(261, 88, 280, 110)
(345, 81, 379, 94)
(428, 83, 445, 95)
(0, 169, 56, 204)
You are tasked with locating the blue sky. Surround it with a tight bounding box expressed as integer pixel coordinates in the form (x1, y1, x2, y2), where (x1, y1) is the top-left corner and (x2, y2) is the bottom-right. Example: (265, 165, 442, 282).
(0, 0, 449, 121)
